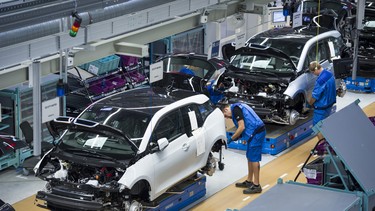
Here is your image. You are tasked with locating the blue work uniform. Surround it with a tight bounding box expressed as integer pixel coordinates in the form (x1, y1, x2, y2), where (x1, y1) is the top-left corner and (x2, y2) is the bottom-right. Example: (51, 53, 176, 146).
(206, 79, 224, 105)
(312, 69, 336, 125)
(231, 103, 266, 162)
(179, 67, 195, 76)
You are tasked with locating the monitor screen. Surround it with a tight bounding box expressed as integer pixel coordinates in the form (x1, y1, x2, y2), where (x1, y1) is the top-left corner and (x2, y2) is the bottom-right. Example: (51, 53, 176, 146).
(272, 10, 285, 23)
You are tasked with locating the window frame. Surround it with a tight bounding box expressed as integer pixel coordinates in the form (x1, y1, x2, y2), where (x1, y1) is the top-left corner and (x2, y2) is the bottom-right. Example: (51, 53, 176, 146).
(150, 108, 186, 144)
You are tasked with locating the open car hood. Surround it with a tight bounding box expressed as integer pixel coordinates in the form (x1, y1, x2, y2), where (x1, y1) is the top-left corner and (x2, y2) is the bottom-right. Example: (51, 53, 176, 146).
(50, 117, 139, 153)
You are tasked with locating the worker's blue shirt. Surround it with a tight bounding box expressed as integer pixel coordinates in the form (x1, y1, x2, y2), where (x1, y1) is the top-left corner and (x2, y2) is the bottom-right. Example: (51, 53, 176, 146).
(179, 67, 195, 76)
(206, 80, 224, 105)
(312, 69, 336, 110)
(231, 103, 264, 147)
(312, 69, 336, 125)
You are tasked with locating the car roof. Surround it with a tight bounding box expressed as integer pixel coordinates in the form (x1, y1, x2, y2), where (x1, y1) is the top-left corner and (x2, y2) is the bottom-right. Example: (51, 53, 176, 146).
(233, 44, 295, 63)
(249, 27, 333, 43)
(159, 53, 230, 69)
(92, 87, 199, 115)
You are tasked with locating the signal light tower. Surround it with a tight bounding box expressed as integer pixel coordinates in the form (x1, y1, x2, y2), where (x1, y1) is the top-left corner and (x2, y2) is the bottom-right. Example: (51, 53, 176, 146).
(69, 12, 82, 37)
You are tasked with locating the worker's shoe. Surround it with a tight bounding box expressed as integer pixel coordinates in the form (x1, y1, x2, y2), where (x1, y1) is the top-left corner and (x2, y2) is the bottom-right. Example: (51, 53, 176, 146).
(243, 184, 262, 194)
(235, 180, 253, 188)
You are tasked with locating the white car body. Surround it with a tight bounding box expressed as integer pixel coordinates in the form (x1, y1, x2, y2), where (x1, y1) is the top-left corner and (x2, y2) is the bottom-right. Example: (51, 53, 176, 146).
(221, 26, 348, 125)
(34, 87, 227, 210)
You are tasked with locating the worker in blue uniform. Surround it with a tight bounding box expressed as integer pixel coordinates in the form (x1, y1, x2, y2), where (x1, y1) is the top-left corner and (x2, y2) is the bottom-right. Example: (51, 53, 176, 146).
(179, 65, 196, 76)
(220, 103, 266, 194)
(206, 80, 224, 105)
(308, 61, 336, 141)
(308, 61, 336, 126)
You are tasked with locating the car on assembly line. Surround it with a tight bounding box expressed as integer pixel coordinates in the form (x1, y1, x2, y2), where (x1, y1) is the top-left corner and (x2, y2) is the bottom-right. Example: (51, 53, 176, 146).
(34, 87, 227, 211)
(150, 54, 231, 104)
(220, 26, 349, 125)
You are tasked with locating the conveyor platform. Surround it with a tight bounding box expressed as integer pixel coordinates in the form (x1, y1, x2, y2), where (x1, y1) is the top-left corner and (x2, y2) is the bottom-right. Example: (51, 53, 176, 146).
(145, 174, 206, 211)
(345, 76, 375, 93)
(227, 112, 315, 155)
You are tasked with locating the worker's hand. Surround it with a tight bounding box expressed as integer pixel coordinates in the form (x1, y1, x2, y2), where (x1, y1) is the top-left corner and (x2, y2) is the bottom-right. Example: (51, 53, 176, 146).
(227, 137, 233, 144)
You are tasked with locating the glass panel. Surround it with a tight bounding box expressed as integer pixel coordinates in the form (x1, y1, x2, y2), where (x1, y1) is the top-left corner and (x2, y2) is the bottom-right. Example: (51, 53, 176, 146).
(153, 109, 184, 142)
(172, 28, 204, 54)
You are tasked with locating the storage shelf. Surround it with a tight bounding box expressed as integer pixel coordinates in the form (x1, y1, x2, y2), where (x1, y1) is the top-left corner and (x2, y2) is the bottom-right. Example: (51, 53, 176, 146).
(1, 114, 10, 120)
(0, 123, 10, 131)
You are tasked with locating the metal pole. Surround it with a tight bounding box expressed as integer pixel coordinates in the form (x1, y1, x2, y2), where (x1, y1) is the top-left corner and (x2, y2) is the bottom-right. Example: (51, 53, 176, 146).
(352, 0, 366, 80)
(32, 61, 42, 156)
(62, 49, 69, 116)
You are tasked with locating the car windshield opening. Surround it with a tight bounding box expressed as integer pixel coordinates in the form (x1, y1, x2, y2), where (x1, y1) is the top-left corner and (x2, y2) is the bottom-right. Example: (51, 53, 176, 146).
(231, 54, 294, 74)
(248, 37, 304, 64)
(79, 106, 152, 147)
(59, 129, 136, 160)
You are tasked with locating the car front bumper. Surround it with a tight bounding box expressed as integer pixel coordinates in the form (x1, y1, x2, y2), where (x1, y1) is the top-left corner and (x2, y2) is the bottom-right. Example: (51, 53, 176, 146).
(35, 191, 104, 211)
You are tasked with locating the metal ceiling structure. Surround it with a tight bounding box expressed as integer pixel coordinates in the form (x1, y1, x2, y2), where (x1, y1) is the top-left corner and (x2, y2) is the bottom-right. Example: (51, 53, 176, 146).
(0, 0, 246, 90)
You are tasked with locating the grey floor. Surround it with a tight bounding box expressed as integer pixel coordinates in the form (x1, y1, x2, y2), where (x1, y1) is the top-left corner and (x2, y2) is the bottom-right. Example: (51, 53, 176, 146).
(0, 91, 373, 207)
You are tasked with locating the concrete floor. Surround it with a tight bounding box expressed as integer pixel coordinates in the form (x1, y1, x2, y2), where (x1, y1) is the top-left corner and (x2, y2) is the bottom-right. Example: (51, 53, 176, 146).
(0, 90, 373, 207)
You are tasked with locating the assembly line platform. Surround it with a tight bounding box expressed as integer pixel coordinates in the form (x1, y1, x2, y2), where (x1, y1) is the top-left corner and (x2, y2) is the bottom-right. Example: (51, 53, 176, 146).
(145, 174, 206, 211)
(345, 76, 375, 93)
(227, 112, 315, 155)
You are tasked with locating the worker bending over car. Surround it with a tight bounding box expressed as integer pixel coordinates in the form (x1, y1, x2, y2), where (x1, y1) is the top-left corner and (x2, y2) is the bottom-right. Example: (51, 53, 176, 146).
(220, 103, 266, 194)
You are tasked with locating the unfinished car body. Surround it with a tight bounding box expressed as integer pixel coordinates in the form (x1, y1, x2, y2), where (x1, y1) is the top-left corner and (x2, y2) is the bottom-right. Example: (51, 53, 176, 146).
(221, 27, 348, 125)
(34, 87, 226, 211)
(150, 54, 230, 104)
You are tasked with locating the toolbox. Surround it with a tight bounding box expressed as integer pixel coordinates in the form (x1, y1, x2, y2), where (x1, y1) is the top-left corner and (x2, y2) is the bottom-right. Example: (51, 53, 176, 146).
(303, 157, 324, 185)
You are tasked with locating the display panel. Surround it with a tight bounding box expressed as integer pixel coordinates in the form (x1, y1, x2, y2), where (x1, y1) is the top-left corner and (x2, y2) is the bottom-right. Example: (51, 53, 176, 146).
(272, 10, 285, 23)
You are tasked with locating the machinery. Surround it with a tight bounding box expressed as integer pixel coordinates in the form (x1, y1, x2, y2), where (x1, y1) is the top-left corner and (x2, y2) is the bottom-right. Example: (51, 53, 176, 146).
(240, 100, 375, 211)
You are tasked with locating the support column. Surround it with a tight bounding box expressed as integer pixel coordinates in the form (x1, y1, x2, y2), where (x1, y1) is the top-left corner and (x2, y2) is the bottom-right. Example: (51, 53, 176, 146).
(352, 0, 366, 80)
(32, 61, 42, 156)
(62, 49, 68, 116)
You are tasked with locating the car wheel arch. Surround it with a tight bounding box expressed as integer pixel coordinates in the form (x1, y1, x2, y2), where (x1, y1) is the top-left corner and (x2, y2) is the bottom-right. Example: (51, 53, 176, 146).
(210, 138, 227, 152)
(129, 179, 151, 200)
(290, 92, 307, 113)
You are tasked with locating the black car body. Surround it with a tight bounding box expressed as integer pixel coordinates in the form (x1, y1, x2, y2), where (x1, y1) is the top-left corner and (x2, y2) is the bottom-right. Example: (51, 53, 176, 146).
(150, 54, 231, 104)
